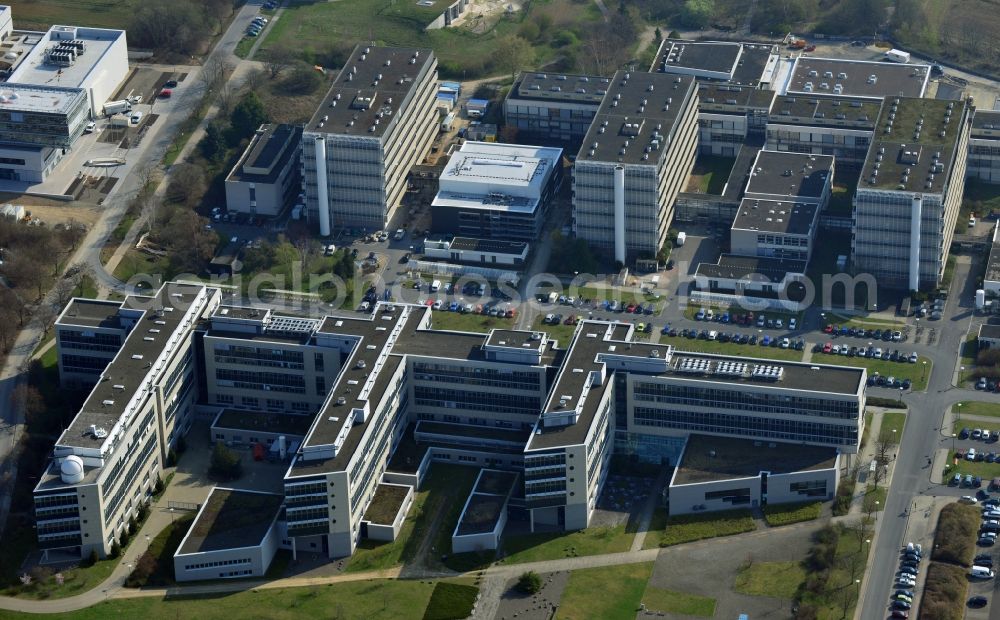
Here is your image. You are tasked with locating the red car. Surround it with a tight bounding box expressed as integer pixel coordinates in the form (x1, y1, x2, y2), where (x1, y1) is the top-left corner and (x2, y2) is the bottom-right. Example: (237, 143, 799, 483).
(625, 303, 637, 313)
(159, 88, 172, 98)
(823, 324, 834, 333)
(823, 342, 833, 353)
(804, 45, 816, 52)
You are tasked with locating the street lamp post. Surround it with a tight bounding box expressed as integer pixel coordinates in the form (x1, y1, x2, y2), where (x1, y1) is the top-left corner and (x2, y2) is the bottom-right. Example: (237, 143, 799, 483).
(874, 500, 879, 523)
(952, 433, 957, 453)
(921, 360, 927, 382)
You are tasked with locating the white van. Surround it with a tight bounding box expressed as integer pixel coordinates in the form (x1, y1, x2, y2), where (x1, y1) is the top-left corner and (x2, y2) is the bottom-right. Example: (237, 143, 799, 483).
(430, 279, 441, 293)
(971, 566, 995, 579)
(130, 111, 144, 126)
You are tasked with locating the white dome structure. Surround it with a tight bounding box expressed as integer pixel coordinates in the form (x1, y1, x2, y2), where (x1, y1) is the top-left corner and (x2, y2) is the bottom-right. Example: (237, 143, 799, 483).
(60, 455, 85, 484)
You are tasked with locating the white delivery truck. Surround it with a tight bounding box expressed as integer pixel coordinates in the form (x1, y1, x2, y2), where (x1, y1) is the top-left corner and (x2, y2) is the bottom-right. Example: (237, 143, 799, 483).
(430, 279, 441, 292)
(103, 100, 132, 116)
(675, 231, 687, 247)
(884, 49, 910, 63)
(440, 111, 456, 132)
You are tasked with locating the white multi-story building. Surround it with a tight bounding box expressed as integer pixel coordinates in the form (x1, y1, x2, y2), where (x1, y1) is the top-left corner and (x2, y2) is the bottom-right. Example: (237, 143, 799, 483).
(430, 141, 562, 242)
(224, 124, 302, 218)
(572, 71, 699, 262)
(968, 110, 1000, 184)
(853, 97, 972, 291)
(0, 9, 129, 182)
(766, 95, 881, 168)
(300, 45, 439, 234)
(34, 284, 218, 559)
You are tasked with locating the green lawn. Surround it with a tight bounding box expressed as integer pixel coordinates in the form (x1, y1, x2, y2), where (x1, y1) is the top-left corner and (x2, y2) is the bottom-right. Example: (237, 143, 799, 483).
(824, 355, 932, 392)
(643, 508, 756, 549)
(687, 156, 736, 195)
(531, 315, 578, 346)
(259, 0, 601, 78)
(422, 582, 479, 620)
(499, 524, 634, 565)
(234, 35, 256, 59)
(13, 579, 436, 620)
(125, 516, 194, 587)
(641, 585, 716, 617)
(8, 0, 140, 30)
(666, 335, 805, 362)
(955, 401, 1000, 419)
(762, 502, 822, 527)
(557, 562, 653, 620)
(430, 310, 517, 334)
(734, 560, 806, 599)
(426, 466, 495, 573)
(347, 463, 480, 573)
(881, 411, 907, 438)
(1, 547, 118, 600)
(947, 450, 1000, 479)
(825, 312, 904, 329)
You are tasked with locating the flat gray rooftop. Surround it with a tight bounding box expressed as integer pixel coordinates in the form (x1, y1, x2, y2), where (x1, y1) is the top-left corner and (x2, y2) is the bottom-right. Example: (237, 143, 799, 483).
(672, 434, 839, 485)
(8, 25, 125, 92)
(0, 82, 86, 115)
(58, 283, 206, 450)
(697, 83, 774, 113)
(768, 94, 881, 130)
(858, 96, 968, 193)
(509, 72, 608, 105)
(972, 110, 1000, 136)
(732, 198, 818, 235)
(177, 488, 283, 555)
(695, 254, 806, 283)
(980, 324, 1000, 340)
(659, 40, 741, 75)
(786, 57, 930, 99)
(306, 45, 434, 139)
(745, 150, 834, 201)
(57, 298, 124, 329)
(227, 124, 301, 185)
(212, 409, 313, 437)
(449, 237, 528, 254)
(576, 70, 697, 165)
(986, 240, 1000, 284)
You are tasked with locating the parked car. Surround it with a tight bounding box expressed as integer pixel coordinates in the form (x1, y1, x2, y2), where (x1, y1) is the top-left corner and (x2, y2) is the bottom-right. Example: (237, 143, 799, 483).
(969, 595, 989, 608)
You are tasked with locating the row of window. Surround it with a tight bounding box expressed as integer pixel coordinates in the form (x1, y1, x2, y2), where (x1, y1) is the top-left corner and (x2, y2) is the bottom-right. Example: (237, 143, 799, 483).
(414, 387, 541, 416)
(632, 407, 858, 446)
(184, 557, 251, 570)
(630, 383, 859, 418)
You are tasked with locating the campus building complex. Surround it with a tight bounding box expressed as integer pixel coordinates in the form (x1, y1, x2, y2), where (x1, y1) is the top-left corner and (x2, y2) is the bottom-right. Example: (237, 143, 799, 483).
(38, 283, 866, 565)
(0, 6, 129, 182)
(301, 45, 438, 233)
(503, 72, 607, 146)
(968, 110, 1000, 184)
(572, 71, 699, 262)
(852, 97, 972, 291)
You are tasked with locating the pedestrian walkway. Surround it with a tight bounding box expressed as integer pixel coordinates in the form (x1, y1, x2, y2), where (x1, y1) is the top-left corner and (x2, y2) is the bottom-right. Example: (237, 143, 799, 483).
(629, 467, 670, 552)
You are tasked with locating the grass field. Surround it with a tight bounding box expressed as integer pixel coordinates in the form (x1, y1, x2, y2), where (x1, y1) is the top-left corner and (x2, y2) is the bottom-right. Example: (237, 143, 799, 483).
(666, 336, 805, 362)
(956, 401, 1000, 419)
(947, 450, 1000, 479)
(422, 582, 479, 620)
(641, 585, 716, 617)
(734, 560, 806, 599)
(643, 508, 756, 549)
(8, 0, 139, 30)
(347, 463, 479, 573)
(531, 315, 578, 346)
(499, 524, 634, 565)
(762, 502, 822, 527)
(259, 0, 602, 78)
(825, 312, 904, 329)
(430, 310, 517, 334)
(557, 562, 653, 620)
(686, 156, 736, 195)
(881, 411, 907, 438)
(12, 578, 436, 620)
(816, 354, 932, 392)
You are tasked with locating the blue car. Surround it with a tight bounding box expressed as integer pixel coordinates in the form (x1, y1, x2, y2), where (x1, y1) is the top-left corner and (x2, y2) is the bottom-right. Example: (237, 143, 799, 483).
(761, 335, 772, 346)
(448, 301, 459, 311)
(661, 324, 671, 335)
(721, 313, 730, 323)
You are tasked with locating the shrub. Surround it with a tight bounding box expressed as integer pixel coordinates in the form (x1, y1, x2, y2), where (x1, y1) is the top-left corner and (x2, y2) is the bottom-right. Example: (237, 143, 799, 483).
(516, 571, 542, 594)
(763, 502, 821, 526)
(119, 532, 129, 548)
(153, 476, 164, 494)
(124, 551, 158, 588)
(919, 562, 967, 620)
(658, 509, 755, 546)
(110, 540, 121, 558)
(209, 441, 243, 481)
(813, 524, 838, 546)
(931, 503, 979, 566)
(166, 448, 177, 468)
(85, 549, 99, 567)
(805, 543, 835, 572)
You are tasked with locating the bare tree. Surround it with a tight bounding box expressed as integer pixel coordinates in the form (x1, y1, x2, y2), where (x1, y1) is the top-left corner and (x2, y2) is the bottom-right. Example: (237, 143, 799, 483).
(54, 275, 79, 307)
(264, 45, 295, 79)
(34, 303, 57, 336)
(245, 67, 266, 91)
